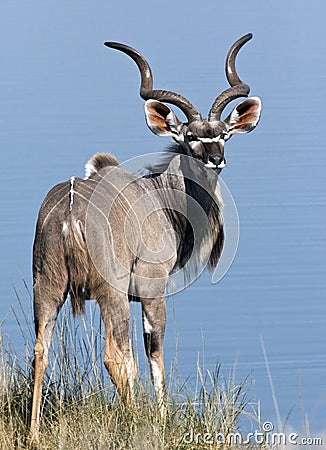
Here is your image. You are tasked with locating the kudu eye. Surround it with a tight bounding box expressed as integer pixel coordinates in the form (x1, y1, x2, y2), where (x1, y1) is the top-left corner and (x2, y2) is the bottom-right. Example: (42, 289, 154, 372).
(186, 132, 197, 142)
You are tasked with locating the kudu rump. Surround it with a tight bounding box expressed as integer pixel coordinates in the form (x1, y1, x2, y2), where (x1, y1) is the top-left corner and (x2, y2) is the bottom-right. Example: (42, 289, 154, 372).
(30, 34, 261, 440)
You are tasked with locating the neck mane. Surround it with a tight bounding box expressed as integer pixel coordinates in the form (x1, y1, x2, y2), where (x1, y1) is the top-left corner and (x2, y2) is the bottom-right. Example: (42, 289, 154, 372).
(139, 148, 225, 286)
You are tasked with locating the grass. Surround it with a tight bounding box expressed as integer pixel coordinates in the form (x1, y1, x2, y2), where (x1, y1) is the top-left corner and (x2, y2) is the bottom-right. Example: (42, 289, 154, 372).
(0, 300, 274, 450)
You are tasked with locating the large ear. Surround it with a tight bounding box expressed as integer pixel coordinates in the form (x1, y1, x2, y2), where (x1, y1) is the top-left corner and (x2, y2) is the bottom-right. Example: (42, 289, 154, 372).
(144, 99, 182, 137)
(224, 97, 262, 135)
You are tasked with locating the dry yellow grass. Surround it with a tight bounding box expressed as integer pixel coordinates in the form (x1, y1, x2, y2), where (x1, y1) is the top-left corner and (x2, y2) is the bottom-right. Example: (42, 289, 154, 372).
(0, 304, 272, 449)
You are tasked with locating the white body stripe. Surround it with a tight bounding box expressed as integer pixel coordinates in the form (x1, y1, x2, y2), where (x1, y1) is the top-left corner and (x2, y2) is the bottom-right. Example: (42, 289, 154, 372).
(62, 221, 68, 238)
(69, 176, 76, 211)
(75, 220, 84, 240)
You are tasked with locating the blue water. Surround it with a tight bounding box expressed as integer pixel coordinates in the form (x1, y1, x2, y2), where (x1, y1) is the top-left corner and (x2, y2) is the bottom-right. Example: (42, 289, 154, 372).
(0, 0, 325, 436)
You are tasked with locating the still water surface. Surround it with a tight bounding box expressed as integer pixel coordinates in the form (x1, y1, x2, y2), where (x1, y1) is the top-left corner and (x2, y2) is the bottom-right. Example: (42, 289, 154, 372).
(0, 0, 325, 435)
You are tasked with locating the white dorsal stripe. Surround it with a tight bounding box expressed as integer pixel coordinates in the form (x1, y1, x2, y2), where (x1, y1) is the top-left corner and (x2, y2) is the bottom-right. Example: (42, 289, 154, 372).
(84, 162, 96, 179)
(69, 176, 76, 211)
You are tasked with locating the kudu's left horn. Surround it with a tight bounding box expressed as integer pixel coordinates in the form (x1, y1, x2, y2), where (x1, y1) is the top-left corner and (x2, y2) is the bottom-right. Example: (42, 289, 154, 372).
(208, 33, 252, 122)
(104, 41, 201, 122)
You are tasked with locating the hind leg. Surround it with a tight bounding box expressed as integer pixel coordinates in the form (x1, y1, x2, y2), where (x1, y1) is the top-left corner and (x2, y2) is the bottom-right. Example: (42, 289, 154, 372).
(98, 288, 136, 400)
(29, 276, 68, 444)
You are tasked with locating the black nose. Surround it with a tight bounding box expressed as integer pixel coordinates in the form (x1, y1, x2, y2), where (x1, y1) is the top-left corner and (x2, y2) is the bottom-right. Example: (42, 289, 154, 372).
(210, 156, 226, 167)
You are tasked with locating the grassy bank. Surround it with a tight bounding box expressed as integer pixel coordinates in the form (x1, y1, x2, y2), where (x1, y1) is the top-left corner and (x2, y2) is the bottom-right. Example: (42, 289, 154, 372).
(0, 304, 270, 449)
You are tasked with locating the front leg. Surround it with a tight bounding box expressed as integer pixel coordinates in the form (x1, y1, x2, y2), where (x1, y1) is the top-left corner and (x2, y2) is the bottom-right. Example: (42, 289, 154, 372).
(141, 297, 166, 410)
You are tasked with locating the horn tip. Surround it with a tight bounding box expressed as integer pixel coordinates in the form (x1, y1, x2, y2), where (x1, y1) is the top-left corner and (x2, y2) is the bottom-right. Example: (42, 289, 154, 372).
(104, 41, 126, 50)
(243, 33, 253, 42)
(104, 42, 115, 48)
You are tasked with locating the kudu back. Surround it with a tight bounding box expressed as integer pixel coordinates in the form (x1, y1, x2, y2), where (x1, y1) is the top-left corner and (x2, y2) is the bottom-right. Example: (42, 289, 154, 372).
(30, 34, 261, 442)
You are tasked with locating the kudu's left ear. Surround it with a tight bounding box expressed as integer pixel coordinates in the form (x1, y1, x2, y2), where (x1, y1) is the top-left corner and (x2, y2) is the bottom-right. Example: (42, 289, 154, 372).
(144, 100, 182, 137)
(224, 97, 262, 135)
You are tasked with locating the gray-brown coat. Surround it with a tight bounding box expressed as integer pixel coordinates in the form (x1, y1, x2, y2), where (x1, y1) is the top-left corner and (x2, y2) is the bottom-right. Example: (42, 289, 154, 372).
(30, 34, 261, 444)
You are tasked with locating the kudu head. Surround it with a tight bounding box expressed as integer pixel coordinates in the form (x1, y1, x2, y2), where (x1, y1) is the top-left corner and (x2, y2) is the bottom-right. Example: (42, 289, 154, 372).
(105, 34, 261, 170)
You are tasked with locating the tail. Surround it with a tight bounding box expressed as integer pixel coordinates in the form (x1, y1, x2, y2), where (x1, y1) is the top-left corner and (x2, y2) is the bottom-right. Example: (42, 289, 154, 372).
(84, 152, 119, 179)
(63, 219, 89, 316)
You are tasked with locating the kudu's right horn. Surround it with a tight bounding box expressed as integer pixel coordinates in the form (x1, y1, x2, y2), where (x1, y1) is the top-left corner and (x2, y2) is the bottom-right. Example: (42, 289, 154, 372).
(104, 41, 201, 123)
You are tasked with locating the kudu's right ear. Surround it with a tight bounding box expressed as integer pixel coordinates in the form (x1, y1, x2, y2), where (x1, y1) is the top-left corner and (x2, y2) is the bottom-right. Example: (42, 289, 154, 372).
(144, 100, 182, 137)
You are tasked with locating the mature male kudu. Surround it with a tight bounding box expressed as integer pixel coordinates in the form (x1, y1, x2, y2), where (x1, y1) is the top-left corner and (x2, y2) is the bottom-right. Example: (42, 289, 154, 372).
(30, 34, 261, 441)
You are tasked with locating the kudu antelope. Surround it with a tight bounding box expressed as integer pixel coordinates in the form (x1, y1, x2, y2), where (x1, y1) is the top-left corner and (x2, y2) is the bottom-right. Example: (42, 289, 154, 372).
(30, 34, 261, 441)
